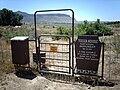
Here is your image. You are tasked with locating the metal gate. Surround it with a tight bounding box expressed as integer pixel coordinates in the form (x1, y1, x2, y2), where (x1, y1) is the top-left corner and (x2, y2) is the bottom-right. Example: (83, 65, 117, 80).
(34, 9, 75, 75)
(38, 34, 71, 74)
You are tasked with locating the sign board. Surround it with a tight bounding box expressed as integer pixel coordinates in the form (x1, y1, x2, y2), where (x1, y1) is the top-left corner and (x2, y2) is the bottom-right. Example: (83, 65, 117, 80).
(75, 35, 101, 75)
(50, 46, 58, 52)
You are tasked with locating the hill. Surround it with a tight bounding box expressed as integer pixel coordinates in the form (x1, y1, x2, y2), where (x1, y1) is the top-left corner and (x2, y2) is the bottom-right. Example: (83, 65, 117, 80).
(16, 11, 77, 24)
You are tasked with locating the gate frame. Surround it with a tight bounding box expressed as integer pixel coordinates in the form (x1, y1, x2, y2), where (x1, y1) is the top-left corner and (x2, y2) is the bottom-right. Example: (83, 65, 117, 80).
(34, 9, 75, 75)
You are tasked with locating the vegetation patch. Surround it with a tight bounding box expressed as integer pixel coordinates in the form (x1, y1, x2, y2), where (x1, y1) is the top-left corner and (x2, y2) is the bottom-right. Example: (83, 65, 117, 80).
(54, 19, 113, 40)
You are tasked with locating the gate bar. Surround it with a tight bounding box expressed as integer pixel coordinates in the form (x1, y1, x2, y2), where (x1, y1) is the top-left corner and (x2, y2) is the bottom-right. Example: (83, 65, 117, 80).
(41, 57, 69, 61)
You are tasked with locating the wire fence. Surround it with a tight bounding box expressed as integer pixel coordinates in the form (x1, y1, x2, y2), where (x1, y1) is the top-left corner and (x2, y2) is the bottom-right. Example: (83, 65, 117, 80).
(101, 33, 120, 83)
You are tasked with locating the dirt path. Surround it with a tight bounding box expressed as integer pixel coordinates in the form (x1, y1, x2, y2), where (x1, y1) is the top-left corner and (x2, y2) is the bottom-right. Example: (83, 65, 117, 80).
(0, 73, 120, 90)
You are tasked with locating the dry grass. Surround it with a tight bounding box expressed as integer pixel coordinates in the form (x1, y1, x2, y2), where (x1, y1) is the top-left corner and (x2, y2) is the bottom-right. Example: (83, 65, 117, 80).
(100, 34, 120, 82)
(0, 40, 14, 79)
(0, 60, 14, 77)
(0, 25, 120, 83)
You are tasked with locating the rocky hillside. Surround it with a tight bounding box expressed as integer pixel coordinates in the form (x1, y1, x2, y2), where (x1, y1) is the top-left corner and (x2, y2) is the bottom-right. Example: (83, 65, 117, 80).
(16, 11, 77, 24)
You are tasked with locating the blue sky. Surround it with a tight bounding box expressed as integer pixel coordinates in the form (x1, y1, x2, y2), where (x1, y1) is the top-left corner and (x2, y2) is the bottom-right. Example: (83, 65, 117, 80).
(0, 0, 120, 21)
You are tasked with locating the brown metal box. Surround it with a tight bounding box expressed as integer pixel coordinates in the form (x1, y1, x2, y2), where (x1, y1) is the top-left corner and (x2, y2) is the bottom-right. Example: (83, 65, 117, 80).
(11, 36, 29, 65)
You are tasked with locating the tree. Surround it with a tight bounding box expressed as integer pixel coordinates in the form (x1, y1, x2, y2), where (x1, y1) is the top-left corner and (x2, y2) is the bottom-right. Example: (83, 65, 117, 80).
(0, 8, 23, 26)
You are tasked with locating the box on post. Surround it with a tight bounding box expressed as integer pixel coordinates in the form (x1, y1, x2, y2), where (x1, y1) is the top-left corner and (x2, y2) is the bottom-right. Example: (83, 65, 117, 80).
(11, 36, 29, 65)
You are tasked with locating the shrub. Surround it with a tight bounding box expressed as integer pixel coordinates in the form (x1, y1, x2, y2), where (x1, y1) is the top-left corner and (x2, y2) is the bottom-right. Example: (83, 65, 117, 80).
(76, 19, 113, 36)
(0, 26, 28, 39)
(52, 26, 71, 40)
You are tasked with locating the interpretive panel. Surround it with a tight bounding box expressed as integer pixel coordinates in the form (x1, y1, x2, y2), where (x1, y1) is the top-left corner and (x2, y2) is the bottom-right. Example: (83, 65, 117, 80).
(75, 35, 101, 75)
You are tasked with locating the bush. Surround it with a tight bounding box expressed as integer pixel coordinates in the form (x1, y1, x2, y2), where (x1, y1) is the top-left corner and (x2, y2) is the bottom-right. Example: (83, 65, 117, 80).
(0, 26, 28, 39)
(77, 19, 113, 36)
(52, 26, 71, 40)
(56, 26, 71, 35)
(54, 19, 113, 40)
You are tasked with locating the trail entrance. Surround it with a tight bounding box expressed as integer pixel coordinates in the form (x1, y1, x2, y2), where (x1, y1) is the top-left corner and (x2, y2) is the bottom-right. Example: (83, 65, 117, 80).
(34, 9, 74, 75)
